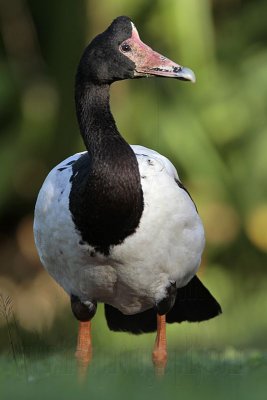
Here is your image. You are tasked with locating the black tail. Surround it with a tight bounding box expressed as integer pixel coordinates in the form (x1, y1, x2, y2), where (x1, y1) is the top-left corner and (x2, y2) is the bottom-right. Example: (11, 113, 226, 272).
(166, 275, 222, 324)
(104, 276, 222, 334)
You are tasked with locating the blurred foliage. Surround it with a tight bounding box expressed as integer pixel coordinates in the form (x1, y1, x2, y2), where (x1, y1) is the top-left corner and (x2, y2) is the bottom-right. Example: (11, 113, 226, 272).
(1, 0, 267, 353)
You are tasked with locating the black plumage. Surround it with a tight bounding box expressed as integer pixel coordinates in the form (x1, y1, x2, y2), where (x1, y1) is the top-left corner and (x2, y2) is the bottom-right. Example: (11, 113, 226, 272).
(105, 276, 222, 334)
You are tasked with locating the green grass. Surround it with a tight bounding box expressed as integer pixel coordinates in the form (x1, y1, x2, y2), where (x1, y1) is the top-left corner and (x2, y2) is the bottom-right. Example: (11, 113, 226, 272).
(1, 271, 267, 400)
(1, 274, 267, 400)
(1, 349, 267, 400)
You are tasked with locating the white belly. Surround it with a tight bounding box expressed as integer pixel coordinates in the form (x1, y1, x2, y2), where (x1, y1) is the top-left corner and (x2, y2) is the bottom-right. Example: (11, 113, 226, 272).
(34, 147, 205, 315)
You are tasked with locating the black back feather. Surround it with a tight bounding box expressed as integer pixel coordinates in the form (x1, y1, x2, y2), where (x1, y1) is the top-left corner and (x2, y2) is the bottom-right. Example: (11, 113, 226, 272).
(104, 276, 222, 334)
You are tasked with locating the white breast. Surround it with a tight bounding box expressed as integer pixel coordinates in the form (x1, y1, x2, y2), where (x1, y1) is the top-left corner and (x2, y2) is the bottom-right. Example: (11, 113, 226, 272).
(34, 146, 205, 315)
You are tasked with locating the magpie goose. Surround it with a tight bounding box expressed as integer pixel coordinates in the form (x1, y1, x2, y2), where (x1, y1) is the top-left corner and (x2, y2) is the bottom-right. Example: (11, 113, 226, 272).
(34, 16, 221, 376)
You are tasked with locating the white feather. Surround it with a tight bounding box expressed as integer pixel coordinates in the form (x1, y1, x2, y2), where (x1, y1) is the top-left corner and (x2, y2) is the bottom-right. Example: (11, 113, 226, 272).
(34, 146, 205, 315)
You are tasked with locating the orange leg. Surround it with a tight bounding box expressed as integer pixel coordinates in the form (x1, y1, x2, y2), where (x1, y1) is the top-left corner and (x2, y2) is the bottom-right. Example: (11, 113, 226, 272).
(75, 321, 92, 381)
(152, 314, 167, 377)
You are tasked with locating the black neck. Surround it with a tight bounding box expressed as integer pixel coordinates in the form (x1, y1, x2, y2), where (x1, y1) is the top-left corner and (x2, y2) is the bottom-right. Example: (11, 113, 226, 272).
(70, 79, 144, 255)
(74, 79, 141, 185)
(75, 81, 117, 154)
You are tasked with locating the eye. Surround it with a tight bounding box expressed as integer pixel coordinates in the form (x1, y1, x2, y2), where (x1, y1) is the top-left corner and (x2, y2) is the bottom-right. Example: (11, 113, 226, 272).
(120, 43, 131, 52)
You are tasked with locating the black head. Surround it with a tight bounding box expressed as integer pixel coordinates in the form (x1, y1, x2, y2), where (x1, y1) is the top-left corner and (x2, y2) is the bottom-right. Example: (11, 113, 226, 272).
(77, 16, 135, 84)
(76, 16, 196, 85)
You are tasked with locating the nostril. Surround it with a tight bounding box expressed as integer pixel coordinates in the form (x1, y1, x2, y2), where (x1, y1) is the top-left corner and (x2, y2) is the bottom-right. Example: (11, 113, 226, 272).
(173, 66, 182, 73)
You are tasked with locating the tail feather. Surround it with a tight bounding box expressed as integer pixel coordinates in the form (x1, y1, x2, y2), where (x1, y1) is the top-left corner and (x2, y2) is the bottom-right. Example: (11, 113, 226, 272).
(166, 275, 222, 324)
(104, 276, 222, 335)
(104, 304, 157, 334)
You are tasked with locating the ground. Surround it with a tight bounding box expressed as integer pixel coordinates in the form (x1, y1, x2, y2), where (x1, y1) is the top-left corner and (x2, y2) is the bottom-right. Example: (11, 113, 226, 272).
(1, 349, 267, 400)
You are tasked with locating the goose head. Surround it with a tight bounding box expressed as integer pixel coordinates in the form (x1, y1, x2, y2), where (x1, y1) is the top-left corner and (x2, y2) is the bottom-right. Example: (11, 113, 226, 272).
(76, 16, 196, 85)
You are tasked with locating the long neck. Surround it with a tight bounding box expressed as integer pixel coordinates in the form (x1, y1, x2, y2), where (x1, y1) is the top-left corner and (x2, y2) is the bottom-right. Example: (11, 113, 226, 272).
(75, 81, 118, 154)
(75, 79, 140, 180)
(71, 78, 144, 255)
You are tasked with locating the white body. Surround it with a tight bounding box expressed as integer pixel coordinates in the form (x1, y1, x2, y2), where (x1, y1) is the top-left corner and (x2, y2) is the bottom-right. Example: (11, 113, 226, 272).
(34, 145, 205, 315)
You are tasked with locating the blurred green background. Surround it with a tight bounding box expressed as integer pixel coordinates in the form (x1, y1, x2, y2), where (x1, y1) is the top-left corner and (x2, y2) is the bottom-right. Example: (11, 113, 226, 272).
(1, 0, 267, 387)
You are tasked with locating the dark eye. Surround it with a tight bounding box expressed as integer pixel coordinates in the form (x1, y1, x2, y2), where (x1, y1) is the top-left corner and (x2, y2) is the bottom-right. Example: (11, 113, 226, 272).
(120, 43, 131, 52)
